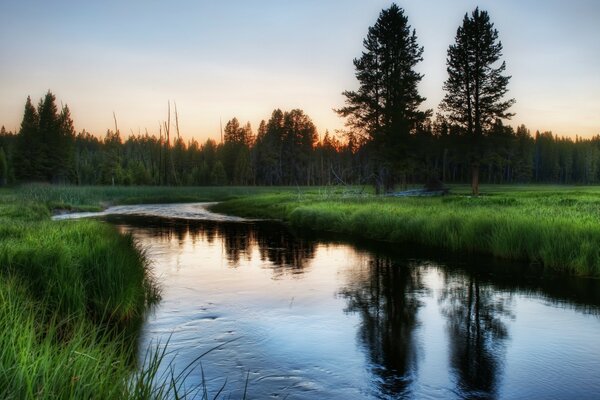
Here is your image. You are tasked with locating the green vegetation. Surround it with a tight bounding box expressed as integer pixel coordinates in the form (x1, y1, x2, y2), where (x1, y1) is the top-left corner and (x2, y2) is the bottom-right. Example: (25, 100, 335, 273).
(0, 192, 172, 398)
(441, 7, 515, 195)
(12, 183, 287, 211)
(212, 185, 600, 277)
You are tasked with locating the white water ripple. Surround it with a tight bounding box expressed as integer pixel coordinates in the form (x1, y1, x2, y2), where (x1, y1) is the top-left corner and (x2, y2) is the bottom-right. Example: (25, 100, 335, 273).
(52, 202, 253, 222)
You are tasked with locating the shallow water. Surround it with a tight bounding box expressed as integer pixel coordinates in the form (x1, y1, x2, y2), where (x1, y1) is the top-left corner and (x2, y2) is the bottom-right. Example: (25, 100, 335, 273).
(97, 205, 600, 399)
(52, 202, 251, 222)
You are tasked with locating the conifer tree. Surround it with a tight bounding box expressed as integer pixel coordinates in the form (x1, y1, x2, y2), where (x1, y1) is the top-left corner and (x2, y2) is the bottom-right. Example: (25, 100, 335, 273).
(336, 3, 429, 192)
(15, 96, 39, 181)
(0, 147, 7, 186)
(57, 104, 76, 182)
(440, 8, 515, 195)
(37, 91, 61, 181)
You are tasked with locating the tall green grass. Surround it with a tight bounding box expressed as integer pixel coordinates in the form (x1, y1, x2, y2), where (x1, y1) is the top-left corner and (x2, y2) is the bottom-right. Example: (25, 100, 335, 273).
(0, 197, 166, 398)
(0, 220, 159, 323)
(212, 187, 600, 276)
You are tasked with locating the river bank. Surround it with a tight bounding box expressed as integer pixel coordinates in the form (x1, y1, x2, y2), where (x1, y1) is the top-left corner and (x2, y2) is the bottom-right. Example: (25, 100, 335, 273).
(0, 184, 296, 398)
(0, 190, 161, 398)
(211, 186, 600, 276)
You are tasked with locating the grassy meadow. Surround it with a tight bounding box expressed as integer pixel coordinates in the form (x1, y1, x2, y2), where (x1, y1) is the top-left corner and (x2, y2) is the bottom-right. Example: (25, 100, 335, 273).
(10, 184, 297, 212)
(212, 184, 600, 276)
(0, 187, 191, 399)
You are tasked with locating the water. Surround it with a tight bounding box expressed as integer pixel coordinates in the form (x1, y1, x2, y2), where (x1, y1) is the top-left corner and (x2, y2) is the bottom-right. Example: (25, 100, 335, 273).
(89, 204, 600, 399)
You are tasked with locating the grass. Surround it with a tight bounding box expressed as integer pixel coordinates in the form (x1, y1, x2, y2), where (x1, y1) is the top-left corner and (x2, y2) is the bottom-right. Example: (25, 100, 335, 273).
(11, 183, 301, 211)
(0, 188, 207, 399)
(212, 185, 600, 276)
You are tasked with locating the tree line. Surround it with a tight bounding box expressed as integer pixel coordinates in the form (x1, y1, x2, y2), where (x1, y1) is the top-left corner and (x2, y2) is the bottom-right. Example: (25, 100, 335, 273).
(1, 95, 599, 187)
(0, 4, 598, 189)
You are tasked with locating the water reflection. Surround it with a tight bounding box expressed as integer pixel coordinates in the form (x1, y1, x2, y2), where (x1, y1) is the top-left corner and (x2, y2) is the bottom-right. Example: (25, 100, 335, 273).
(440, 273, 513, 399)
(108, 215, 316, 276)
(339, 257, 425, 397)
(102, 214, 600, 399)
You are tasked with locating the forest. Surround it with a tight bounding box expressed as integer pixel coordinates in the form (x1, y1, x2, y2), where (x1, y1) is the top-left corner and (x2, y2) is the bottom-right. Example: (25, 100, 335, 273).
(1, 91, 599, 188)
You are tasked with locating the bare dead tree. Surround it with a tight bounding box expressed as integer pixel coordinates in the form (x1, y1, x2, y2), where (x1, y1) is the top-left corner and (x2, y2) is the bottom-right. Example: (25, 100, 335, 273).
(113, 112, 119, 133)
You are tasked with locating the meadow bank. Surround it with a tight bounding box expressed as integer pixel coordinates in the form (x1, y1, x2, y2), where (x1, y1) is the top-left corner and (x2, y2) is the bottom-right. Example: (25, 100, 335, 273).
(212, 185, 600, 277)
(0, 186, 182, 399)
(9, 183, 600, 277)
(0, 184, 305, 398)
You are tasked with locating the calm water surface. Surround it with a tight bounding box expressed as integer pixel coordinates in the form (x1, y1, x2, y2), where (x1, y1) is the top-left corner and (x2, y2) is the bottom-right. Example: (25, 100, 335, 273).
(101, 205, 600, 399)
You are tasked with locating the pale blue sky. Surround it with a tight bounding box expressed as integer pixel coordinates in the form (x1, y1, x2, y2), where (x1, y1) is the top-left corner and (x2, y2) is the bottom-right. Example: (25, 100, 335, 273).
(1, 0, 599, 140)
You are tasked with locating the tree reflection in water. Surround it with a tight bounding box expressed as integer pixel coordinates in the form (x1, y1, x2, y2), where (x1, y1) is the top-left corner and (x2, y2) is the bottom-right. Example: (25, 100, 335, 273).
(108, 214, 600, 399)
(112, 216, 316, 278)
(439, 271, 514, 399)
(339, 255, 425, 398)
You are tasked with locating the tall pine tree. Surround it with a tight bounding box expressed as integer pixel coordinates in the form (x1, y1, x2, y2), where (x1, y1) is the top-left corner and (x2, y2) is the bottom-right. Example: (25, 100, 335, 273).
(0, 147, 7, 186)
(15, 96, 39, 181)
(440, 8, 515, 195)
(37, 91, 61, 181)
(336, 3, 429, 192)
(57, 104, 76, 182)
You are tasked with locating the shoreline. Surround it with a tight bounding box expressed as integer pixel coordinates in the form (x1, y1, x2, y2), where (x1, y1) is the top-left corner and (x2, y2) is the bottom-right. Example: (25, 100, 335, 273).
(211, 191, 600, 277)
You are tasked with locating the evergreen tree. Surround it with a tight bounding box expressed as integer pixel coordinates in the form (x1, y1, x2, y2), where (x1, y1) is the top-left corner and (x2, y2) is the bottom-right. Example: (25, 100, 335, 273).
(440, 8, 515, 195)
(255, 110, 285, 185)
(15, 96, 39, 181)
(37, 91, 61, 181)
(336, 3, 429, 192)
(0, 147, 7, 186)
(281, 109, 317, 185)
(56, 104, 76, 182)
(223, 118, 253, 183)
(210, 160, 227, 185)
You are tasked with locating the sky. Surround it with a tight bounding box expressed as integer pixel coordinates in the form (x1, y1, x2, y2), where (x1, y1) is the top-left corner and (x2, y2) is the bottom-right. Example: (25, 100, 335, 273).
(1, 0, 599, 141)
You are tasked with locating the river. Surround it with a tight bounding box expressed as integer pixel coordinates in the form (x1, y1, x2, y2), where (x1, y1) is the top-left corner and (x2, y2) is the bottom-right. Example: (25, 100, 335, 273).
(60, 203, 600, 399)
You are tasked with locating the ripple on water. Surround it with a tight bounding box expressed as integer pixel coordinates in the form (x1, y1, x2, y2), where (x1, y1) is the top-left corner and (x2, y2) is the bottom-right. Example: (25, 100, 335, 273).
(52, 202, 256, 222)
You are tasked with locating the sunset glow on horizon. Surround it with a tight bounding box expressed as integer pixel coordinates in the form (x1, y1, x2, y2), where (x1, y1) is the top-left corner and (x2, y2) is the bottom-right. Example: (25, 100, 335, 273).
(1, 0, 599, 141)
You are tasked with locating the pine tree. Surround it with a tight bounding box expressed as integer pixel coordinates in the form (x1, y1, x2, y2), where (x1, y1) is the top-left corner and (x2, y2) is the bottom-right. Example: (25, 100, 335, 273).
(57, 104, 76, 182)
(15, 96, 39, 181)
(0, 147, 7, 186)
(210, 160, 227, 186)
(336, 3, 429, 192)
(440, 8, 515, 195)
(37, 91, 61, 181)
(281, 109, 317, 185)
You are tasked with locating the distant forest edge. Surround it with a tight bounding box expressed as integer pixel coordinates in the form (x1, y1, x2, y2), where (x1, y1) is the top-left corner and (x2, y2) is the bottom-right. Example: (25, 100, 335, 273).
(1, 5, 599, 189)
(0, 90, 598, 188)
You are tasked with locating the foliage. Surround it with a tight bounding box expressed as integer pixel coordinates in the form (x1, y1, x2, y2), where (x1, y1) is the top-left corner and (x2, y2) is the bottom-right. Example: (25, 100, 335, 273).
(0, 193, 156, 398)
(14, 92, 76, 183)
(440, 8, 515, 195)
(5, 89, 600, 190)
(0, 147, 7, 186)
(336, 3, 429, 192)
